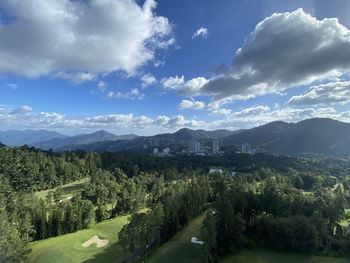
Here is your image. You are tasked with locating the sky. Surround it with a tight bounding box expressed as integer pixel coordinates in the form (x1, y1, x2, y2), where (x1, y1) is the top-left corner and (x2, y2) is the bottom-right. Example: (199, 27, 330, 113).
(1, 0, 350, 135)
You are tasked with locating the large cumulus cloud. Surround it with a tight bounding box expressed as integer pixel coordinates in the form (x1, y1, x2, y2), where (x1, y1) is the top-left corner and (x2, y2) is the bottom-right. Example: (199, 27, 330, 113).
(164, 9, 350, 103)
(205, 9, 350, 100)
(0, 0, 173, 79)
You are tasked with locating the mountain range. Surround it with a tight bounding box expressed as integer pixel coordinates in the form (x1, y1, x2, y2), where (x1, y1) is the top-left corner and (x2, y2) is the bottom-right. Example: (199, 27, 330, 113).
(32, 130, 138, 151)
(223, 118, 350, 155)
(0, 129, 68, 146)
(66, 128, 240, 153)
(1, 118, 350, 156)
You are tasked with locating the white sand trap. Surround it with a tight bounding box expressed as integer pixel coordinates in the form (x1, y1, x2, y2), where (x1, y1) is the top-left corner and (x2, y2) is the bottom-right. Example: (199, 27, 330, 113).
(82, 235, 109, 248)
(191, 236, 204, 245)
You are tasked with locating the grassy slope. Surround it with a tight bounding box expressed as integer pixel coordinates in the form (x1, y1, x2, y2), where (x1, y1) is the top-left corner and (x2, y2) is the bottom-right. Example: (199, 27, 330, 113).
(149, 213, 206, 263)
(221, 249, 350, 263)
(28, 214, 129, 263)
(35, 178, 89, 200)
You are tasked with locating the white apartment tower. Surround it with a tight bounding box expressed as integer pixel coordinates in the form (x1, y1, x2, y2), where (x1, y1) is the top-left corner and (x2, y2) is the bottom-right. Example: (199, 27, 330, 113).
(189, 140, 201, 153)
(212, 139, 219, 154)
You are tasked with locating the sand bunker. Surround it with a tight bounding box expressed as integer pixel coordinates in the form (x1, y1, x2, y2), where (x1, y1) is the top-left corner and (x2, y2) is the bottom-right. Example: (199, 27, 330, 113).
(82, 235, 109, 248)
(191, 236, 204, 245)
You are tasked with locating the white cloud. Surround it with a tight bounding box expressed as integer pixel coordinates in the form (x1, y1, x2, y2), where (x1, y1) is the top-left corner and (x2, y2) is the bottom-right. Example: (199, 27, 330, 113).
(167, 9, 350, 104)
(97, 81, 108, 92)
(2, 104, 350, 134)
(288, 81, 350, 106)
(0, 106, 205, 133)
(213, 105, 344, 130)
(210, 108, 232, 116)
(54, 72, 96, 83)
(107, 88, 145, 100)
(178, 99, 205, 110)
(161, 75, 185, 89)
(165, 115, 205, 128)
(232, 105, 270, 118)
(11, 105, 33, 115)
(161, 75, 209, 93)
(0, 0, 173, 79)
(141, 73, 157, 87)
(192, 27, 208, 39)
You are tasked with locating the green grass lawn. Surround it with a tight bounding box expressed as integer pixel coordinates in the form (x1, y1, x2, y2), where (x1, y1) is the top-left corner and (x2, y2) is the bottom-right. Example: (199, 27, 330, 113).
(28, 214, 129, 263)
(221, 249, 350, 263)
(35, 178, 89, 201)
(149, 213, 206, 263)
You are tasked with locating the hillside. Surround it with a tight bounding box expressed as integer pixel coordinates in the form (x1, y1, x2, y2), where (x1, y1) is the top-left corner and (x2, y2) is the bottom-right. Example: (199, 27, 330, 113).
(225, 118, 350, 155)
(269, 118, 350, 155)
(0, 129, 68, 146)
(223, 121, 293, 146)
(5, 118, 350, 156)
(33, 130, 137, 151)
(63, 128, 237, 152)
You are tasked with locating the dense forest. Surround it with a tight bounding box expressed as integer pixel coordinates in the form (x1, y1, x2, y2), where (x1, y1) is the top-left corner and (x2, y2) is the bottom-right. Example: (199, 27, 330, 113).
(0, 145, 349, 262)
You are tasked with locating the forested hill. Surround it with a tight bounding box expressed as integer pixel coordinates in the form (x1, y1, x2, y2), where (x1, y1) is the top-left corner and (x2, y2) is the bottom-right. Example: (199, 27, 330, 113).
(0, 129, 67, 146)
(1, 144, 350, 262)
(224, 118, 350, 155)
(32, 130, 138, 151)
(2, 118, 350, 156)
(52, 128, 238, 152)
(61, 118, 350, 156)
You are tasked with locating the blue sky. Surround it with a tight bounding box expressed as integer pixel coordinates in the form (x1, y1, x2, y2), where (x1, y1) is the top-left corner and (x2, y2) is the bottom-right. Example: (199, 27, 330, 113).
(1, 0, 350, 135)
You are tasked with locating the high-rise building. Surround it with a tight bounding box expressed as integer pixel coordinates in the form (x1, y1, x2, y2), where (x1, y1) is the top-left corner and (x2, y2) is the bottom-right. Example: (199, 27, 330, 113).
(212, 139, 219, 155)
(241, 143, 251, 153)
(189, 140, 201, 153)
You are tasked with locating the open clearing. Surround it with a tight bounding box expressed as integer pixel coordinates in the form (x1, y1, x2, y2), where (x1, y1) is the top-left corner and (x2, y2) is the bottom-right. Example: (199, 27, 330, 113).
(221, 249, 350, 263)
(35, 178, 89, 201)
(27, 214, 128, 263)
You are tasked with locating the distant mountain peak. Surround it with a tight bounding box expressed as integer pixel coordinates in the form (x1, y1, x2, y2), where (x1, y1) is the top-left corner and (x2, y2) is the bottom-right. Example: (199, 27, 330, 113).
(93, 130, 113, 134)
(0, 129, 68, 146)
(32, 130, 138, 151)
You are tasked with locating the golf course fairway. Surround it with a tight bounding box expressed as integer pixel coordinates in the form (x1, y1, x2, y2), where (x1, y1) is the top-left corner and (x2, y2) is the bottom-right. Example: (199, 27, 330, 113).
(28, 214, 129, 263)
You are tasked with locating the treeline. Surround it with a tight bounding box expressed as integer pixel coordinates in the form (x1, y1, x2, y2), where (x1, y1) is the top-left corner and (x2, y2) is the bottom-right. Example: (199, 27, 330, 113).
(0, 147, 101, 192)
(0, 146, 350, 262)
(118, 176, 210, 262)
(0, 146, 204, 262)
(201, 172, 350, 262)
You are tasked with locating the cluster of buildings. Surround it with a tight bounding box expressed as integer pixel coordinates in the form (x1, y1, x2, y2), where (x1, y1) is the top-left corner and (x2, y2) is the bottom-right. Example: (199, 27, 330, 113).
(151, 140, 259, 157)
(153, 147, 171, 156)
(151, 138, 222, 157)
(239, 143, 260, 154)
(188, 139, 221, 155)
